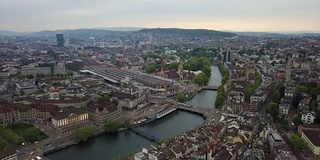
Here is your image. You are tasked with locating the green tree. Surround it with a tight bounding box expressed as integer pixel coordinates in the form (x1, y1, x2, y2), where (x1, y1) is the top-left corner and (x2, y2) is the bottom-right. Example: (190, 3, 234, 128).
(103, 94, 111, 102)
(215, 86, 225, 109)
(52, 82, 63, 87)
(0, 138, 7, 150)
(293, 114, 303, 126)
(168, 62, 180, 70)
(22, 127, 46, 142)
(176, 92, 187, 103)
(105, 120, 121, 133)
(295, 86, 308, 95)
(0, 128, 24, 145)
(272, 90, 281, 104)
(26, 74, 34, 79)
(201, 65, 212, 77)
(194, 73, 208, 85)
(145, 65, 157, 73)
(74, 126, 94, 142)
(121, 119, 131, 128)
(290, 133, 307, 150)
(267, 103, 279, 122)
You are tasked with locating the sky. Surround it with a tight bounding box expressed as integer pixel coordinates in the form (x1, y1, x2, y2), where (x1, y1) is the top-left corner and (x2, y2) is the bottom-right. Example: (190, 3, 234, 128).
(0, 0, 319, 32)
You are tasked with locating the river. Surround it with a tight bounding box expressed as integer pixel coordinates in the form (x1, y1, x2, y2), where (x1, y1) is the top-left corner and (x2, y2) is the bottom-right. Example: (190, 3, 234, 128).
(46, 65, 221, 160)
(46, 111, 204, 160)
(186, 65, 222, 108)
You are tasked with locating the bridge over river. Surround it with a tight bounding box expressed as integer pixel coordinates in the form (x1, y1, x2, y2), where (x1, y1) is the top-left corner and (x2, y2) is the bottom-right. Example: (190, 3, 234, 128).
(129, 127, 160, 142)
(177, 103, 222, 123)
(200, 85, 219, 90)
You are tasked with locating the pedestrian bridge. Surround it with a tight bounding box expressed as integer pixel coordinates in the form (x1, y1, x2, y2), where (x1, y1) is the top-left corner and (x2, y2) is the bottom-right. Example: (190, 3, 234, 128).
(200, 85, 220, 90)
(129, 127, 160, 142)
(177, 103, 219, 122)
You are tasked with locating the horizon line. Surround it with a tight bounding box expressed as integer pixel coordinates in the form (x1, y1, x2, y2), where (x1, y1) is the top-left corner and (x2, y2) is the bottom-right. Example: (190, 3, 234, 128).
(1, 27, 320, 34)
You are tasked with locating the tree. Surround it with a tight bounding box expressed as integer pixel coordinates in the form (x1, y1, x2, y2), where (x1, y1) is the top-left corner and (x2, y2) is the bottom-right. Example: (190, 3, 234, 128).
(105, 120, 121, 133)
(22, 127, 46, 142)
(278, 84, 285, 98)
(201, 65, 212, 77)
(74, 126, 94, 142)
(103, 94, 111, 102)
(176, 92, 187, 103)
(295, 86, 308, 95)
(272, 90, 281, 104)
(290, 134, 307, 150)
(168, 62, 179, 70)
(215, 86, 225, 109)
(0, 128, 24, 145)
(291, 95, 303, 110)
(145, 65, 156, 73)
(26, 74, 34, 79)
(267, 103, 279, 122)
(121, 119, 131, 128)
(293, 114, 303, 126)
(0, 138, 7, 150)
(315, 111, 320, 124)
(194, 73, 208, 85)
(52, 82, 63, 87)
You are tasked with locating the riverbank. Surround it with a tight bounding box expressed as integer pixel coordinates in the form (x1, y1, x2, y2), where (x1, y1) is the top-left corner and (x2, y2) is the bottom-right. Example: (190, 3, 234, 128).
(46, 66, 222, 160)
(46, 111, 205, 160)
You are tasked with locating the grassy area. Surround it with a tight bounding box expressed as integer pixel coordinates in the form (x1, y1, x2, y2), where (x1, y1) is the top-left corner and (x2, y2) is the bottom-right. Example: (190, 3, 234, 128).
(0, 123, 48, 149)
(9, 123, 33, 136)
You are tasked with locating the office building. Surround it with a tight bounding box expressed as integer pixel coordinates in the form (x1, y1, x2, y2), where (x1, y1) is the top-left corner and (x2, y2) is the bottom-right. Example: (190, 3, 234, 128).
(56, 34, 65, 47)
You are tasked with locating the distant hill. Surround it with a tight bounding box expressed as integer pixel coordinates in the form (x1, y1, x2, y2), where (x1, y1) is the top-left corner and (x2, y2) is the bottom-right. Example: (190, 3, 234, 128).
(137, 28, 237, 37)
(94, 27, 144, 31)
(0, 30, 30, 36)
(29, 29, 127, 37)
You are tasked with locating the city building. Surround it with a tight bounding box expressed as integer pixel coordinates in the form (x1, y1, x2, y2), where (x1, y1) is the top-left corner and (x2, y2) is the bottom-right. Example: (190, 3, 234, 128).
(87, 100, 122, 128)
(51, 107, 93, 135)
(56, 34, 65, 47)
(0, 103, 58, 126)
(301, 130, 320, 155)
(15, 80, 37, 95)
(111, 91, 147, 109)
(21, 62, 66, 76)
(301, 110, 315, 124)
(267, 131, 285, 153)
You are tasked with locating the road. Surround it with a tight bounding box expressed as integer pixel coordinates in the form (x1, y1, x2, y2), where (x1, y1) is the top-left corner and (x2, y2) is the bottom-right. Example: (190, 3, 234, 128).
(278, 129, 305, 160)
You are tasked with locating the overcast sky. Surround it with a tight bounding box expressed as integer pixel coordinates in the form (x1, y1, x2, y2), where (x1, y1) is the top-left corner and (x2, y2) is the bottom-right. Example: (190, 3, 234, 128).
(0, 0, 319, 32)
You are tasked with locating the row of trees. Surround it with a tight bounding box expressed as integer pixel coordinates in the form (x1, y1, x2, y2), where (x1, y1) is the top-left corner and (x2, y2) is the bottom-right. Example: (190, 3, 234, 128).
(183, 57, 211, 73)
(183, 57, 212, 85)
(215, 86, 225, 109)
(244, 72, 262, 102)
(105, 119, 131, 133)
(144, 62, 180, 74)
(176, 47, 216, 61)
(74, 126, 94, 142)
(0, 128, 24, 146)
(218, 63, 229, 85)
(142, 54, 175, 61)
(16, 72, 74, 80)
(214, 63, 229, 109)
(290, 133, 307, 150)
(74, 119, 132, 142)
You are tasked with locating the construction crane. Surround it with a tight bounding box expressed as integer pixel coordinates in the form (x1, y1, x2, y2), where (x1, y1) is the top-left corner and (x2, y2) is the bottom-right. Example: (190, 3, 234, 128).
(161, 61, 167, 95)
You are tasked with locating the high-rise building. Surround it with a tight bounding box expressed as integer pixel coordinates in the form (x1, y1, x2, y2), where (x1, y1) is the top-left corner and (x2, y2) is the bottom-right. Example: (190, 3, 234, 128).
(223, 50, 232, 62)
(56, 34, 65, 47)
